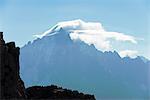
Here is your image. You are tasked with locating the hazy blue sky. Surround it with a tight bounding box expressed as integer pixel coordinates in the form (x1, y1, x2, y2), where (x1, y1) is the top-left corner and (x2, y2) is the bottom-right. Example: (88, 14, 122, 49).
(0, 0, 149, 58)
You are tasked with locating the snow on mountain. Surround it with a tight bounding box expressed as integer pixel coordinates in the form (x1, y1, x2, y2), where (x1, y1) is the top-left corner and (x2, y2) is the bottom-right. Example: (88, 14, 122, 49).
(20, 19, 150, 99)
(35, 19, 137, 52)
(119, 50, 138, 58)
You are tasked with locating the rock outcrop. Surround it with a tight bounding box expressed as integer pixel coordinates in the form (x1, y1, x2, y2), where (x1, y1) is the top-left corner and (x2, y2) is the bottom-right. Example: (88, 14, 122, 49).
(0, 32, 95, 99)
(0, 32, 26, 99)
(26, 85, 95, 99)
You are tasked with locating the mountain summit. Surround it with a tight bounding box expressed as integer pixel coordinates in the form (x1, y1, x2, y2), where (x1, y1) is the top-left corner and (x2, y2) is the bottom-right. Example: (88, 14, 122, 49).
(35, 19, 103, 38)
(35, 19, 138, 54)
(20, 20, 149, 99)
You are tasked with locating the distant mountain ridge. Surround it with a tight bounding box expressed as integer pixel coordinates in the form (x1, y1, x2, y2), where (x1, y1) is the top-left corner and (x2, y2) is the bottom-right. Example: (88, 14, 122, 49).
(20, 20, 150, 99)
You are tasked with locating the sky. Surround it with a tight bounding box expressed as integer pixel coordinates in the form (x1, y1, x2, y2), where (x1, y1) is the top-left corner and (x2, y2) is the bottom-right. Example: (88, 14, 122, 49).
(0, 0, 149, 59)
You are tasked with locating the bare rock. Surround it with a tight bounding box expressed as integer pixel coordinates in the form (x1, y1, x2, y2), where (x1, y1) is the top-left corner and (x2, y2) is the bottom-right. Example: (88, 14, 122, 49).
(0, 32, 26, 99)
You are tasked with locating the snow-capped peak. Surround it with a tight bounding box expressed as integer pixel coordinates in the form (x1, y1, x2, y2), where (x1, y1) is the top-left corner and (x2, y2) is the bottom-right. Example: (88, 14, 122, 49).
(35, 19, 104, 38)
(34, 19, 139, 58)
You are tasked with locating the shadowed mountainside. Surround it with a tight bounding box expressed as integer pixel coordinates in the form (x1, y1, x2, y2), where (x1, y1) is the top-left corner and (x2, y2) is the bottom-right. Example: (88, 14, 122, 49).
(20, 28, 150, 99)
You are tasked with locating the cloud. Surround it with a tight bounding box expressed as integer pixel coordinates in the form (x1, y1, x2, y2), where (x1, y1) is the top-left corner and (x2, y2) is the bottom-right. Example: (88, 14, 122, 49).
(39, 19, 139, 56)
(63, 19, 138, 51)
(119, 50, 138, 58)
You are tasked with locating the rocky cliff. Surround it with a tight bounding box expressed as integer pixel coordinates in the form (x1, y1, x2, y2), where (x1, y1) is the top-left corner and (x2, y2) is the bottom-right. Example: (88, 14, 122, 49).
(0, 32, 95, 100)
(0, 32, 26, 99)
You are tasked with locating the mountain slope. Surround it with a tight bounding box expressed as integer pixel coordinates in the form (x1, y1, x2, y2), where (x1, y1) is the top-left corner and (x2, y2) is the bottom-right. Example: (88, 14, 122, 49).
(20, 20, 150, 99)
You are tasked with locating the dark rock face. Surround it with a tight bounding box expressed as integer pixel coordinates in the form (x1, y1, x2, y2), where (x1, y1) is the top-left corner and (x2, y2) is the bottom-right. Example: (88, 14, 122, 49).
(26, 85, 95, 100)
(0, 32, 26, 99)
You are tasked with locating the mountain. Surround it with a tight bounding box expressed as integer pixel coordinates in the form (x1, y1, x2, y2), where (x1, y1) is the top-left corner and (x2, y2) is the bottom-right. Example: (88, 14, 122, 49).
(20, 20, 150, 99)
(0, 32, 95, 99)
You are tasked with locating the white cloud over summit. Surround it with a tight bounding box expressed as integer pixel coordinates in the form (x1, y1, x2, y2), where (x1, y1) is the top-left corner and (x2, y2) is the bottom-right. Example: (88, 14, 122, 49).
(119, 50, 138, 58)
(57, 19, 137, 50)
(38, 19, 139, 57)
